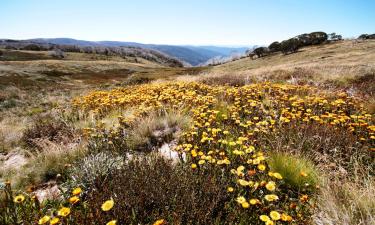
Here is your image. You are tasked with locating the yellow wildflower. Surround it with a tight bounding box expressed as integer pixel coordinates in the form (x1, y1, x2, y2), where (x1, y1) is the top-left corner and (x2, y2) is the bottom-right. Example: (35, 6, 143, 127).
(38, 216, 50, 224)
(50, 217, 60, 225)
(69, 196, 80, 204)
(57, 207, 71, 217)
(258, 164, 266, 171)
(238, 179, 249, 186)
(260, 215, 270, 222)
(236, 196, 246, 204)
(265, 181, 276, 191)
(72, 187, 82, 195)
(300, 171, 308, 177)
(101, 198, 115, 211)
(241, 201, 250, 208)
(13, 194, 25, 203)
(265, 194, 279, 202)
(281, 213, 293, 221)
(273, 172, 283, 179)
(153, 219, 166, 225)
(106, 220, 117, 225)
(249, 198, 259, 205)
(270, 211, 281, 220)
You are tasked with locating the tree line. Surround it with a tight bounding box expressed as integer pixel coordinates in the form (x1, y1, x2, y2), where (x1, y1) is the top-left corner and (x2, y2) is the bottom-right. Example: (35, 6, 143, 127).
(248, 32, 375, 59)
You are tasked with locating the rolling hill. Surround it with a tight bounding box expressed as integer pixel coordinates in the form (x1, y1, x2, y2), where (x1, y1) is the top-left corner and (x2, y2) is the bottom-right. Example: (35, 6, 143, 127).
(28, 38, 250, 66)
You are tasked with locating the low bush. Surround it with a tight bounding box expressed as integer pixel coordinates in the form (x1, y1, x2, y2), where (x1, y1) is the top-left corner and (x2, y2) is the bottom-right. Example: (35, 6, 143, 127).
(77, 155, 232, 224)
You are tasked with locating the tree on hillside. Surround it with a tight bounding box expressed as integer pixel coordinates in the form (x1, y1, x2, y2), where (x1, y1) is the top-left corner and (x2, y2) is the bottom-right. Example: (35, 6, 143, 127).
(328, 33, 342, 41)
(358, 34, 375, 39)
(268, 41, 281, 52)
(280, 38, 301, 55)
(296, 33, 312, 46)
(253, 47, 270, 58)
(296, 32, 328, 46)
(309, 32, 328, 44)
(358, 34, 368, 39)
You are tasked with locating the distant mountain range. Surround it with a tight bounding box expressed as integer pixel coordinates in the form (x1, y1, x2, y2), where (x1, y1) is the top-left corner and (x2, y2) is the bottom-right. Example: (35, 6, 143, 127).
(28, 38, 251, 66)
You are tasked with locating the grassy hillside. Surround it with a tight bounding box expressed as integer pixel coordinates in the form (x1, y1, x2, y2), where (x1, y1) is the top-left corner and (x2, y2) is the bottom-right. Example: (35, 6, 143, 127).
(0, 40, 374, 225)
(203, 40, 375, 96)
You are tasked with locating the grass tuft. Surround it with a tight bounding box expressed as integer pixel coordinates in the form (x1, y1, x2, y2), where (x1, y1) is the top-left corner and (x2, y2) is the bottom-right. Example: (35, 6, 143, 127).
(268, 152, 319, 191)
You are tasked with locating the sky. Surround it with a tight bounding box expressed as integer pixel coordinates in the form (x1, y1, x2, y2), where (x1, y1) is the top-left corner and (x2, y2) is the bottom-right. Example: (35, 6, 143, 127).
(0, 0, 374, 46)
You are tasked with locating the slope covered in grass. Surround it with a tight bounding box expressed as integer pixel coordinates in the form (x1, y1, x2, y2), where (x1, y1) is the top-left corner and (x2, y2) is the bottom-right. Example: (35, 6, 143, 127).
(203, 40, 375, 96)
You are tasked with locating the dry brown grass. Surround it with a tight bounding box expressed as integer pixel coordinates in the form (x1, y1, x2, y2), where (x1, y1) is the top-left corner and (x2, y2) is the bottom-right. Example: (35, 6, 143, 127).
(314, 176, 375, 225)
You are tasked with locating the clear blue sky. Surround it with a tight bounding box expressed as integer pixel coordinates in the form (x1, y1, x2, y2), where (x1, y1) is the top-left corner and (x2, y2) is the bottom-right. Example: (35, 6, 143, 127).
(0, 0, 374, 46)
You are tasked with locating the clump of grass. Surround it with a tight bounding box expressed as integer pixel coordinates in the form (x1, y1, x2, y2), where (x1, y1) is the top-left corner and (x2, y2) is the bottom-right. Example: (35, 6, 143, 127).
(10, 141, 87, 188)
(127, 110, 191, 152)
(268, 152, 319, 191)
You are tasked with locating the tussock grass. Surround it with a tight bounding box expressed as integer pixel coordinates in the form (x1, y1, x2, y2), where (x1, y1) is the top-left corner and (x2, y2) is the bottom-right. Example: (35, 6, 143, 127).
(10, 140, 87, 188)
(268, 152, 319, 191)
(127, 110, 191, 151)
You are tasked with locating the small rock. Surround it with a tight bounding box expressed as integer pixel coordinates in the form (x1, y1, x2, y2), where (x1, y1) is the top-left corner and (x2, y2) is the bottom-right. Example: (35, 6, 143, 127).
(33, 182, 61, 202)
